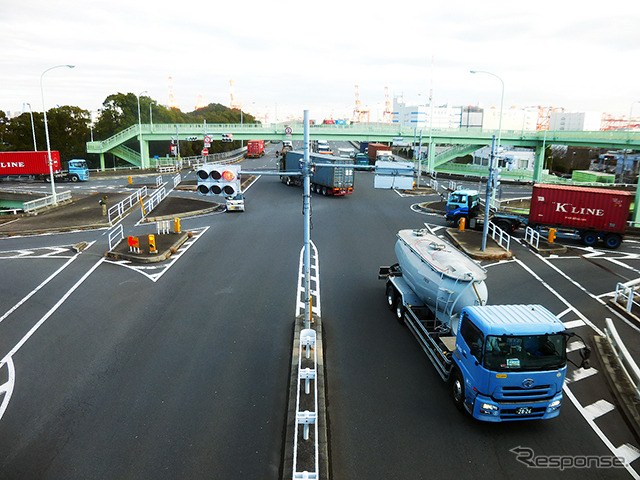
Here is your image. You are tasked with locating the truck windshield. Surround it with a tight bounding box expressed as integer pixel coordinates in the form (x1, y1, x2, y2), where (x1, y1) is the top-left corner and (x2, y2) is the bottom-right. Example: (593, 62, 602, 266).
(483, 334, 566, 372)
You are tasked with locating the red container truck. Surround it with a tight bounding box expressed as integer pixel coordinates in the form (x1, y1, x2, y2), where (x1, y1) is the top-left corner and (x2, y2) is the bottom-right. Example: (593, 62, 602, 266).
(0, 151, 89, 182)
(367, 143, 391, 164)
(493, 184, 632, 248)
(246, 140, 265, 158)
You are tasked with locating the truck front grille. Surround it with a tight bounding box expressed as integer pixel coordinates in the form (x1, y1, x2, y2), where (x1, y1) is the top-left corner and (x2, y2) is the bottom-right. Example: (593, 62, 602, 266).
(494, 384, 553, 401)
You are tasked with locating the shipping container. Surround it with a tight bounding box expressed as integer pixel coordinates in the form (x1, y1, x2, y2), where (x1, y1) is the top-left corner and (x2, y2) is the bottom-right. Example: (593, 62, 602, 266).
(246, 140, 265, 158)
(0, 151, 61, 176)
(279, 150, 354, 196)
(529, 184, 631, 235)
(367, 143, 391, 163)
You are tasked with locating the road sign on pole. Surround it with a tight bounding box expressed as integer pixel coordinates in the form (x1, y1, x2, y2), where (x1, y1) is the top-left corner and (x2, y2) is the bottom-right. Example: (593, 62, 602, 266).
(204, 135, 212, 143)
(202, 148, 208, 155)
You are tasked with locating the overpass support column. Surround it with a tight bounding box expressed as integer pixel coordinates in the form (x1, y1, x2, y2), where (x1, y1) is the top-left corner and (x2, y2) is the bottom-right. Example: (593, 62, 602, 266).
(141, 139, 150, 169)
(427, 140, 435, 174)
(633, 184, 640, 225)
(99, 153, 105, 171)
(533, 144, 544, 183)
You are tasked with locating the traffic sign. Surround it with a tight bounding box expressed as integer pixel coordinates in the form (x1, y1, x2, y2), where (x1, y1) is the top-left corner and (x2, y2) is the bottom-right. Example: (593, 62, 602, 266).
(204, 142, 211, 148)
(284, 126, 293, 135)
(202, 148, 209, 155)
(204, 135, 212, 143)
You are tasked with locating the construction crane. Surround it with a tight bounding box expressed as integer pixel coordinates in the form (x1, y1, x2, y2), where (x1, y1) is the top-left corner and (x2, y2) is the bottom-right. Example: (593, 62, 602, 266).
(167, 76, 179, 109)
(229, 79, 241, 110)
(352, 85, 370, 123)
(382, 86, 393, 123)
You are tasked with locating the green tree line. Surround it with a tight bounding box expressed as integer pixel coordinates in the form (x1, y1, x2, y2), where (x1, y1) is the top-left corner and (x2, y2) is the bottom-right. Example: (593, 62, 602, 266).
(0, 93, 257, 169)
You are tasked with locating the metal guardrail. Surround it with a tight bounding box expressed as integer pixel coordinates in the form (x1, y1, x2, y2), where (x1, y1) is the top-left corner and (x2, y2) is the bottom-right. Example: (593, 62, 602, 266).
(108, 187, 147, 223)
(108, 224, 124, 251)
(181, 146, 247, 167)
(142, 186, 166, 217)
(524, 226, 540, 249)
(155, 175, 162, 187)
(487, 221, 511, 251)
(614, 278, 640, 313)
(604, 318, 640, 398)
(23, 191, 72, 212)
(173, 173, 181, 189)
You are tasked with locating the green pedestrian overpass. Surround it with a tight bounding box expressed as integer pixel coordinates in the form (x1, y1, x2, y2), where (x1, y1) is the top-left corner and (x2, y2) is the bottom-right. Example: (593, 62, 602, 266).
(87, 122, 640, 184)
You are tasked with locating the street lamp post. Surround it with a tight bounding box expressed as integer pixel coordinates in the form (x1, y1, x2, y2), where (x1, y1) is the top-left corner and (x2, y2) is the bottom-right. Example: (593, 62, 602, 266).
(41, 64, 74, 204)
(23, 103, 37, 151)
(137, 90, 148, 169)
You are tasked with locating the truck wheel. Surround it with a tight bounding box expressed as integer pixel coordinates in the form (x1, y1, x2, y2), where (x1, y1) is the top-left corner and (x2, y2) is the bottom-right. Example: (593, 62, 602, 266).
(394, 299, 405, 324)
(495, 220, 512, 234)
(44, 176, 51, 183)
(581, 232, 598, 247)
(386, 284, 397, 311)
(285, 177, 292, 186)
(322, 186, 328, 196)
(70, 175, 79, 182)
(604, 233, 622, 249)
(450, 368, 465, 411)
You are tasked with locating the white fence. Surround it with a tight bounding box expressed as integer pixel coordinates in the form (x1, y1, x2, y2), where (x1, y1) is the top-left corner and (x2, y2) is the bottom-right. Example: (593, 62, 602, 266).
(487, 221, 511, 251)
(614, 278, 640, 313)
(173, 173, 182, 189)
(23, 191, 72, 213)
(604, 318, 640, 398)
(141, 186, 166, 218)
(108, 224, 124, 250)
(524, 226, 540, 249)
(108, 187, 147, 223)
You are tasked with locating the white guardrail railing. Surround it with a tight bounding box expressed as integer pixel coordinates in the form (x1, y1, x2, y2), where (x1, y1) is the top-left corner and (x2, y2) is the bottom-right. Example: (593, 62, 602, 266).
(108, 224, 124, 251)
(142, 186, 166, 218)
(108, 187, 147, 223)
(487, 221, 511, 251)
(525, 226, 540, 249)
(172, 172, 182, 189)
(604, 318, 640, 398)
(23, 191, 72, 212)
(614, 278, 640, 313)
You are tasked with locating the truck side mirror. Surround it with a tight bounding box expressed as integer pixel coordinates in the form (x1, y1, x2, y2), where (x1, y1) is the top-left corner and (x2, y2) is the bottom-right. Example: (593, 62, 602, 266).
(580, 346, 591, 369)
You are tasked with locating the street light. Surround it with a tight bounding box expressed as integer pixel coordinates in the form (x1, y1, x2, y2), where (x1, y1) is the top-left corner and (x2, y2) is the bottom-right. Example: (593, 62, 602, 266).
(41, 64, 74, 204)
(471, 69, 504, 252)
(137, 90, 148, 169)
(23, 103, 37, 150)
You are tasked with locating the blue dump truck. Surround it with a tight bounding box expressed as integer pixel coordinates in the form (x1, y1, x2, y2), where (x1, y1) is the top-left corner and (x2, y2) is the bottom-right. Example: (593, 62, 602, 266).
(279, 150, 354, 196)
(379, 228, 591, 421)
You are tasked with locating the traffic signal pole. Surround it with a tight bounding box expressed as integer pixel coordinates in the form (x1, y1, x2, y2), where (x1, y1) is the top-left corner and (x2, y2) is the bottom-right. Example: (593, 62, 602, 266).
(303, 110, 312, 329)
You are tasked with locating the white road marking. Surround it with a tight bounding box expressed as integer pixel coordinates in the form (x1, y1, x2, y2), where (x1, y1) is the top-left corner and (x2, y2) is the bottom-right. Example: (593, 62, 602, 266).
(583, 399, 615, 421)
(0, 357, 15, 423)
(566, 366, 599, 383)
(563, 319, 587, 330)
(617, 444, 640, 465)
(567, 340, 585, 353)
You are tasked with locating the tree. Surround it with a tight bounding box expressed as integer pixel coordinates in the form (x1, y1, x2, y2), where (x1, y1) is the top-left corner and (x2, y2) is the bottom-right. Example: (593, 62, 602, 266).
(0, 110, 8, 151)
(5, 112, 44, 151)
(46, 106, 91, 161)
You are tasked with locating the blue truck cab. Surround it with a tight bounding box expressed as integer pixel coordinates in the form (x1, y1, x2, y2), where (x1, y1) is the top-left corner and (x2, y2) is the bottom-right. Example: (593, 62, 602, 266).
(445, 189, 479, 222)
(66, 159, 90, 181)
(451, 304, 569, 421)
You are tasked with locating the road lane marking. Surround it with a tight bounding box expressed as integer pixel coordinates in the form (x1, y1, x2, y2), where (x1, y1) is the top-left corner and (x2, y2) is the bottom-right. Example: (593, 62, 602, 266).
(566, 366, 599, 383)
(0, 357, 15, 423)
(584, 399, 615, 421)
(563, 319, 587, 330)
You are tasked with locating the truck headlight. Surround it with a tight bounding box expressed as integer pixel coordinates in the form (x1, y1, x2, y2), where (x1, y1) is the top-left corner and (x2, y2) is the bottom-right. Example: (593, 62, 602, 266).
(481, 403, 498, 411)
(548, 400, 561, 409)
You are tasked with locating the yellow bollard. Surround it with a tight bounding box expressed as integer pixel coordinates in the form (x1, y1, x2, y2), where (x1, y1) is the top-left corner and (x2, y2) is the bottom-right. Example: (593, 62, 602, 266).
(174, 217, 181, 233)
(459, 217, 466, 232)
(548, 228, 556, 243)
(128, 176, 133, 185)
(148, 234, 157, 253)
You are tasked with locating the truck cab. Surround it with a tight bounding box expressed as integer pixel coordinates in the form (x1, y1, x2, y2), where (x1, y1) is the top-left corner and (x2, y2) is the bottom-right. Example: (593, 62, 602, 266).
(376, 151, 394, 162)
(66, 159, 90, 182)
(445, 189, 479, 222)
(452, 304, 568, 421)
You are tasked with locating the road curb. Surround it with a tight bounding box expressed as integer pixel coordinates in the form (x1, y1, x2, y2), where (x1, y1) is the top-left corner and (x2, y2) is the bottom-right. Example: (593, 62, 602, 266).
(445, 229, 513, 261)
(593, 335, 640, 442)
(142, 205, 224, 223)
(282, 313, 329, 480)
(105, 232, 190, 263)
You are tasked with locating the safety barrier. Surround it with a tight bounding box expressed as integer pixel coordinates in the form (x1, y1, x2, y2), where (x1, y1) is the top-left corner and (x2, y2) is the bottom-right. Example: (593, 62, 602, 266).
(173, 173, 181, 188)
(614, 278, 640, 314)
(524, 226, 540, 249)
(604, 318, 640, 398)
(155, 175, 162, 187)
(23, 191, 72, 212)
(107, 224, 124, 251)
(157, 220, 170, 234)
(293, 328, 319, 479)
(488, 221, 511, 251)
(108, 187, 147, 223)
(141, 186, 166, 217)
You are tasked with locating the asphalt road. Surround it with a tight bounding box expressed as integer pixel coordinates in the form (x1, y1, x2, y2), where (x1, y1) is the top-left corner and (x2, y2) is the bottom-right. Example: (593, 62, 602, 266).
(1, 140, 640, 479)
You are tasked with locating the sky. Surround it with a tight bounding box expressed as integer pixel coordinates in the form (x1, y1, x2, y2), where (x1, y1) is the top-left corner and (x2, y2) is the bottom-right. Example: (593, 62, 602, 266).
(2, 1, 639, 123)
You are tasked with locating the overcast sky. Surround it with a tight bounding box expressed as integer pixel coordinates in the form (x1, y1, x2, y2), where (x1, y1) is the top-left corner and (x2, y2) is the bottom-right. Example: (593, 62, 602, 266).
(2, 1, 639, 122)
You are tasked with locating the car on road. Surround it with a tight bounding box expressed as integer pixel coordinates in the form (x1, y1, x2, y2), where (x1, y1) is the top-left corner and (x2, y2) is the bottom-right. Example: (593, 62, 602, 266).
(226, 193, 245, 212)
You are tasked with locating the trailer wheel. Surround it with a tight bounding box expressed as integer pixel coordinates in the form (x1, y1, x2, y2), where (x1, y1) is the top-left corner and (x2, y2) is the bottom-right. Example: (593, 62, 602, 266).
(386, 284, 396, 311)
(604, 233, 622, 249)
(285, 177, 292, 186)
(44, 176, 51, 183)
(494, 220, 512, 234)
(394, 300, 405, 324)
(450, 368, 465, 411)
(322, 186, 328, 196)
(581, 231, 598, 247)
